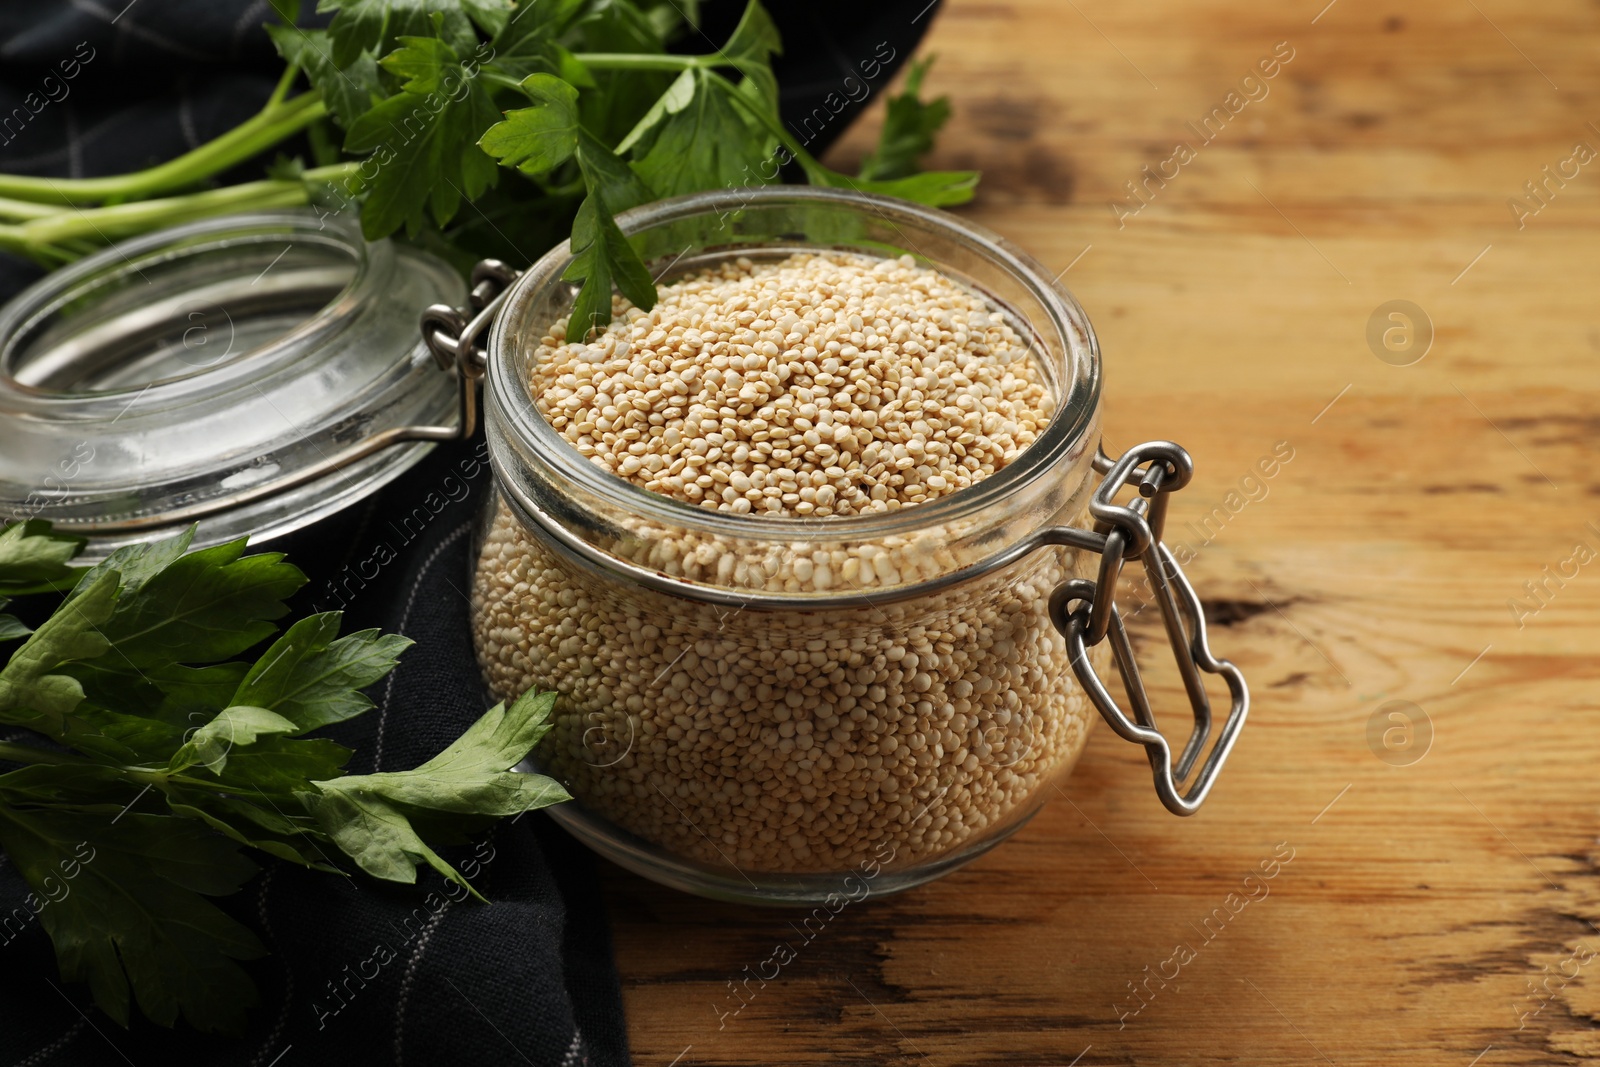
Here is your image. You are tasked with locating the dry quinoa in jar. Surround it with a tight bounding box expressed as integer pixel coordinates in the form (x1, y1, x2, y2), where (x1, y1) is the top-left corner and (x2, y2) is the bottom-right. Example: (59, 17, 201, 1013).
(462, 188, 1248, 903)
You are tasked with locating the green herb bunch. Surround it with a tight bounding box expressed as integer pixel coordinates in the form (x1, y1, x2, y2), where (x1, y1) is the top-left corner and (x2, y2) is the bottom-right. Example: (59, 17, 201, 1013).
(0, 0, 974, 338)
(0, 521, 569, 1032)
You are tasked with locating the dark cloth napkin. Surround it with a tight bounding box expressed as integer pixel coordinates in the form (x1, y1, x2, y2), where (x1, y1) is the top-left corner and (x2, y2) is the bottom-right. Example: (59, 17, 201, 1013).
(0, 1, 937, 1063)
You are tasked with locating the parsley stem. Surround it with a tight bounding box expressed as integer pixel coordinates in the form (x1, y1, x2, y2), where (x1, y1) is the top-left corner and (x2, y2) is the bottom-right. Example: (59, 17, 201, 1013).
(0, 196, 62, 222)
(0, 749, 290, 808)
(0, 741, 92, 767)
(0, 741, 222, 791)
(119, 767, 235, 793)
(573, 53, 715, 72)
(0, 91, 326, 205)
(268, 60, 301, 109)
(0, 163, 361, 263)
(0, 742, 292, 808)
(709, 69, 830, 177)
(6, 181, 309, 247)
(480, 69, 530, 94)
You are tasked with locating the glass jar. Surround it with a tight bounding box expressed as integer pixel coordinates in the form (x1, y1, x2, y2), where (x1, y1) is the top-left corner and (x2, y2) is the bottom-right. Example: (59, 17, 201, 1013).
(0, 212, 465, 559)
(458, 187, 1249, 904)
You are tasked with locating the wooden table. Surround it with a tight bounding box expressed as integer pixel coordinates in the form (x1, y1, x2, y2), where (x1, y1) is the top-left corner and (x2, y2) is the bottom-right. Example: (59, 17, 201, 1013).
(604, 1, 1600, 1062)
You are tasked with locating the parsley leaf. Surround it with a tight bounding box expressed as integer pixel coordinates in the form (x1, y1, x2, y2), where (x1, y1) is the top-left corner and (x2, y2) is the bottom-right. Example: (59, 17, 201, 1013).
(568, 0, 675, 145)
(509, 0, 590, 40)
(342, 27, 502, 238)
(629, 70, 769, 197)
(809, 165, 981, 207)
(0, 527, 571, 1032)
(857, 56, 953, 181)
(0, 799, 264, 1032)
(714, 0, 782, 118)
(611, 3, 780, 193)
(81, 534, 303, 668)
(321, 690, 563, 817)
(306, 690, 568, 897)
(477, 73, 582, 175)
(316, 0, 502, 68)
(0, 521, 85, 598)
(163, 788, 336, 871)
(559, 132, 657, 338)
(0, 571, 116, 738)
(483, 0, 590, 81)
(688, 66, 979, 209)
(0, 521, 87, 641)
(479, 77, 659, 336)
(58, 662, 248, 764)
(301, 787, 479, 896)
(379, 30, 465, 90)
(230, 612, 411, 732)
(168, 706, 300, 775)
(212, 736, 355, 798)
(265, 25, 384, 130)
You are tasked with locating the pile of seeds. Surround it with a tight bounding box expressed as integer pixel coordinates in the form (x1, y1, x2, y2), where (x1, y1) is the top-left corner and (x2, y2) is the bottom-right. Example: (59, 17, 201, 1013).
(474, 507, 1100, 872)
(472, 249, 1097, 874)
(528, 252, 1055, 517)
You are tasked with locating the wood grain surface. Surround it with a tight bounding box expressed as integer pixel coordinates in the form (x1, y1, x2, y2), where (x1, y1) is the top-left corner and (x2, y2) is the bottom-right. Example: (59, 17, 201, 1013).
(602, 1, 1600, 1063)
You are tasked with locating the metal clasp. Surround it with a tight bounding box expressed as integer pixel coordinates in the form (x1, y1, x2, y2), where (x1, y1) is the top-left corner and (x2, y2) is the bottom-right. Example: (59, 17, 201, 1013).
(421, 259, 520, 438)
(1049, 441, 1249, 816)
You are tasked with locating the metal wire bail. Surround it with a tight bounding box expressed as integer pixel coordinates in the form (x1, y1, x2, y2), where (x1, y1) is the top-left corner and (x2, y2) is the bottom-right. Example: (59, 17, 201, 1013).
(420, 259, 521, 439)
(1049, 441, 1250, 816)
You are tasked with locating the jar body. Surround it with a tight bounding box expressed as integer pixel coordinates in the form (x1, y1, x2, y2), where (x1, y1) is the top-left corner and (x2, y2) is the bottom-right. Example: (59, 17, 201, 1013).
(473, 187, 1109, 902)
(473, 492, 1107, 900)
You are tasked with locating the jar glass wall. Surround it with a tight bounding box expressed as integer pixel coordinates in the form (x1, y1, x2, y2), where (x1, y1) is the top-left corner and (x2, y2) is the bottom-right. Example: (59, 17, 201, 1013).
(472, 188, 1107, 903)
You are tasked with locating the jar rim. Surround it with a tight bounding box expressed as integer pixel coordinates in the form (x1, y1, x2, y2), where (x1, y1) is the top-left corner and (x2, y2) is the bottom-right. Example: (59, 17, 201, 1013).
(487, 186, 1102, 547)
(0, 212, 372, 408)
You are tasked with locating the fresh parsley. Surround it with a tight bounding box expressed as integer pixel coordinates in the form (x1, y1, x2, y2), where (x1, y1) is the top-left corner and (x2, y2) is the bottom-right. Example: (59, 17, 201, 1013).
(0, 0, 977, 338)
(0, 521, 568, 1032)
(857, 55, 953, 181)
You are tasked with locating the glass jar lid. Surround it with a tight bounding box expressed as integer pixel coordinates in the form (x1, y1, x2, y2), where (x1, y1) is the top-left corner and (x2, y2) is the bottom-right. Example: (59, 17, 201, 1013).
(0, 211, 466, 560)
